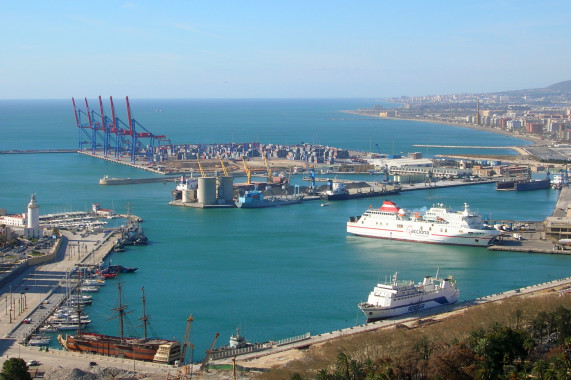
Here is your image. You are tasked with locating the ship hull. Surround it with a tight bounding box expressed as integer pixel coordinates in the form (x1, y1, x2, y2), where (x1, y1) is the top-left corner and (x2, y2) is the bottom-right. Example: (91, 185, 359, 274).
(514, 179, 550, 191)
(235, 198, 302, 208)
(59, 333, 180, 363)
(321, 189, 400, 201)
(359, 295, 458, 322)
(497, 178, 550, 191)
(347, 222, 498, 247)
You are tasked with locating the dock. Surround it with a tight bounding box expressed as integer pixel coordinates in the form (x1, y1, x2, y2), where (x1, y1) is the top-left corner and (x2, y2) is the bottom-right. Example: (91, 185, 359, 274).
(488, 185, 571, 254)
(212, 276, 571, 367)
(99, 176, 180, 185)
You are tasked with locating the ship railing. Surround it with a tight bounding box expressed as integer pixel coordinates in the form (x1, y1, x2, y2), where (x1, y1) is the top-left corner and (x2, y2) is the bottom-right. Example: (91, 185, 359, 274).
(210, 342, 273, 360)
(275, 332, 311, 346)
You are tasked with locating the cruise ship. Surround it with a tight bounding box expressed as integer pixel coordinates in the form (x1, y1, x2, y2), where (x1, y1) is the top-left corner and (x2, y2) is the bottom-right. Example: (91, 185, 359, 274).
(358, 270, 459, 321)
(347, 200, 500, 247)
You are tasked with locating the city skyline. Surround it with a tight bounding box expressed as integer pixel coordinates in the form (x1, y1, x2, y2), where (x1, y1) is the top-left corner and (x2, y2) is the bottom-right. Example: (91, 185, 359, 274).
(1, 1, 570, 99)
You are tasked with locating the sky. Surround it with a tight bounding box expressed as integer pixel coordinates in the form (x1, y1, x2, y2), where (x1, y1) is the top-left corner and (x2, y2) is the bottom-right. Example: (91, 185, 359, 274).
(0, 1, 570, 99)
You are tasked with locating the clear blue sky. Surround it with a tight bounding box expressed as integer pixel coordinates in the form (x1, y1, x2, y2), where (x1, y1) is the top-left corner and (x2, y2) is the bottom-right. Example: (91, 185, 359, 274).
(1, 1, 569, 99)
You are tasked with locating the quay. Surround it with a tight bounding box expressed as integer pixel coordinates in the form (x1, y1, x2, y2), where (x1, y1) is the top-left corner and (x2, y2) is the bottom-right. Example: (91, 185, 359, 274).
(99, 176, 180, 185)
(212, 276, 571, 369)
(0, 225, 177, 376)
(487, 185, 571, 254)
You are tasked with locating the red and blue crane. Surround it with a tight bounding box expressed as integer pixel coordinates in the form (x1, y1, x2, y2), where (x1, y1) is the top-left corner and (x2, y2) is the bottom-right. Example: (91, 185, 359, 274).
(72, 96, 167, 164)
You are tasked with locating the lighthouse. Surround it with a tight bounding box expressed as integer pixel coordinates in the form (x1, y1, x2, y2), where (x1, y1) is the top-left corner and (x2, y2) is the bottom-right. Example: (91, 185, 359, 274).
(25, 194, 42, 238)
(27, 194, 39, 228)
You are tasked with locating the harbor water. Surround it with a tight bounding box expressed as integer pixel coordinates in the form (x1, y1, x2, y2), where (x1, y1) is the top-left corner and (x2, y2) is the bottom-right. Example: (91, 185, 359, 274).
(0, 99, 569, 361)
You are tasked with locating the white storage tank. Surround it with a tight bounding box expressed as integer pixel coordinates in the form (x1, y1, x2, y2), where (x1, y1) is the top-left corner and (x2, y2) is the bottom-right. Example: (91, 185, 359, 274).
(198, 177, 217, 205)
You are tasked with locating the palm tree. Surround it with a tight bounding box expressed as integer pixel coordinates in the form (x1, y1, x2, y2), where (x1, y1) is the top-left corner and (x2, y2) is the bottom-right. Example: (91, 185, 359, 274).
(532, 359, 549, 380)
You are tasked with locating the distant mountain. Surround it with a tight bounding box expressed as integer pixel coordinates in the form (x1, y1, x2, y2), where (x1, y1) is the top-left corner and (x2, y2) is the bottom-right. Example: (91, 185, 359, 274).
(545, 80, 571, 93)
(491, 80, 571, 102)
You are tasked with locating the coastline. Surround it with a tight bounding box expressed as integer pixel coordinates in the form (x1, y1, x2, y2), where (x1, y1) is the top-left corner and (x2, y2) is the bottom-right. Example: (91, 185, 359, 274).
(341, 110, 546, 148)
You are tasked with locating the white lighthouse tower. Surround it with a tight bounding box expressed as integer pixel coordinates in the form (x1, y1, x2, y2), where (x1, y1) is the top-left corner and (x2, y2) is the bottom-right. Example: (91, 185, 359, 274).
(25, 194, 42, 238)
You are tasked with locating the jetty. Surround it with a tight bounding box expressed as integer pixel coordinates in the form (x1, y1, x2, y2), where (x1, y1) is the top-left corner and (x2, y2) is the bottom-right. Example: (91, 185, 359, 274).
(99, 176, 180, 185)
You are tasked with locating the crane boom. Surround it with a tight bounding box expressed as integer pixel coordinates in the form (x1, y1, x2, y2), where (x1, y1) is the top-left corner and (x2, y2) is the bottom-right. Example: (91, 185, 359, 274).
(180, 314, 194, 365)
(219, 157, 229, 176)
(264, 154, 272, 182)
(196, 158, 205, 177)
(241, 157, 252, 184)
(199, 332, 219, 373)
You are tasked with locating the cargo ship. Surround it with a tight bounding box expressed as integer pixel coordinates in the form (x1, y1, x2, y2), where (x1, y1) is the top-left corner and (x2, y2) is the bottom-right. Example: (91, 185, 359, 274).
(347, 200, 500, 247)
(320, 180, 400, 201)
(58, 284, 182, 364)
(496, 170, 550, 191)
(235, 188, 302, 208)
(358, 270, 460, 322)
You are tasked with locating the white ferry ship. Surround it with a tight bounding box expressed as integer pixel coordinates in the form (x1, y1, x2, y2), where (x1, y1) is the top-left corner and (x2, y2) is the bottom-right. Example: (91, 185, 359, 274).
(347, 200, 500, 247)
(359, 270, 459, 321)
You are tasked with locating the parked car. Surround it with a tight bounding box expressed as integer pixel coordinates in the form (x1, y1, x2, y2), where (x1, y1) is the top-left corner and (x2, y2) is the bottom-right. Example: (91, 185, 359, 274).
(22, 318, 32, 324)
(27, 360, 39, 366)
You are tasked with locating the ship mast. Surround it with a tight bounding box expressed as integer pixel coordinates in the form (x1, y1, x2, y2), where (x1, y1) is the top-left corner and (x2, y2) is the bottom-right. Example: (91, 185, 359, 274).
(110, 281, 131, 340)
(138, 286, 151, 340)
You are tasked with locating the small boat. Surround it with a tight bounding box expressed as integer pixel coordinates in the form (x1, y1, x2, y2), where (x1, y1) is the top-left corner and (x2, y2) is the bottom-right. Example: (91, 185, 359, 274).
(80, 286, 99, 293)
(83, 278, 105, 286)
(39, 324, 58, 333)
(99, 264, 138, 275)
(28, 334, 51, 346)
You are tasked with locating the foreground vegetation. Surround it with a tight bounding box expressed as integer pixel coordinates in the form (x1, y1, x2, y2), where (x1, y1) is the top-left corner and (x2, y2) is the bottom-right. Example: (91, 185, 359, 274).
(256, 292, 571, 380)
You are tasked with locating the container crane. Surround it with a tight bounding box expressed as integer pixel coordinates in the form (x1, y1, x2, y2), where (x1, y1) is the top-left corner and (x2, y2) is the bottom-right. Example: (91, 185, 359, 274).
(241, 157, 252, 184)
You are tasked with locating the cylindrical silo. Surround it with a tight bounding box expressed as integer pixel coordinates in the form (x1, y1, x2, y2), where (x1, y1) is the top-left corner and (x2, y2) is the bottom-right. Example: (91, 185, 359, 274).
(182, 189, 197, 203)
(218, 176, 234, 203)
(198, 177, 217, 205)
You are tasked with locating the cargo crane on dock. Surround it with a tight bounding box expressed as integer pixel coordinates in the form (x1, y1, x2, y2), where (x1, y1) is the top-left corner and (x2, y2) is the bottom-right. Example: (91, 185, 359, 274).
(219, 157, 229, 176)
(242, 157, 252, 184)
(264, 154, 273, 183)
(180, 314, 194, 365)
(72, 96, 168, 164)
(196, 158, 206, 177)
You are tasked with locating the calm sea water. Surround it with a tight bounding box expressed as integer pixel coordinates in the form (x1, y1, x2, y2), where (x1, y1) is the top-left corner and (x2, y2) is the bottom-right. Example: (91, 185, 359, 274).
(0, 99, 568, 361)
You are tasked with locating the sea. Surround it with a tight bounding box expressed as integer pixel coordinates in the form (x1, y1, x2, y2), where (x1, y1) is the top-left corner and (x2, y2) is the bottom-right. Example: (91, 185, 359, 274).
(0, 98, 569, 361)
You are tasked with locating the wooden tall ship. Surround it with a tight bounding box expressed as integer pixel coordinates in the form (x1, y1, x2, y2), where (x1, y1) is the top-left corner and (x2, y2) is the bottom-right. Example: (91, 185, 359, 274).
(58, 283, 184, 364)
